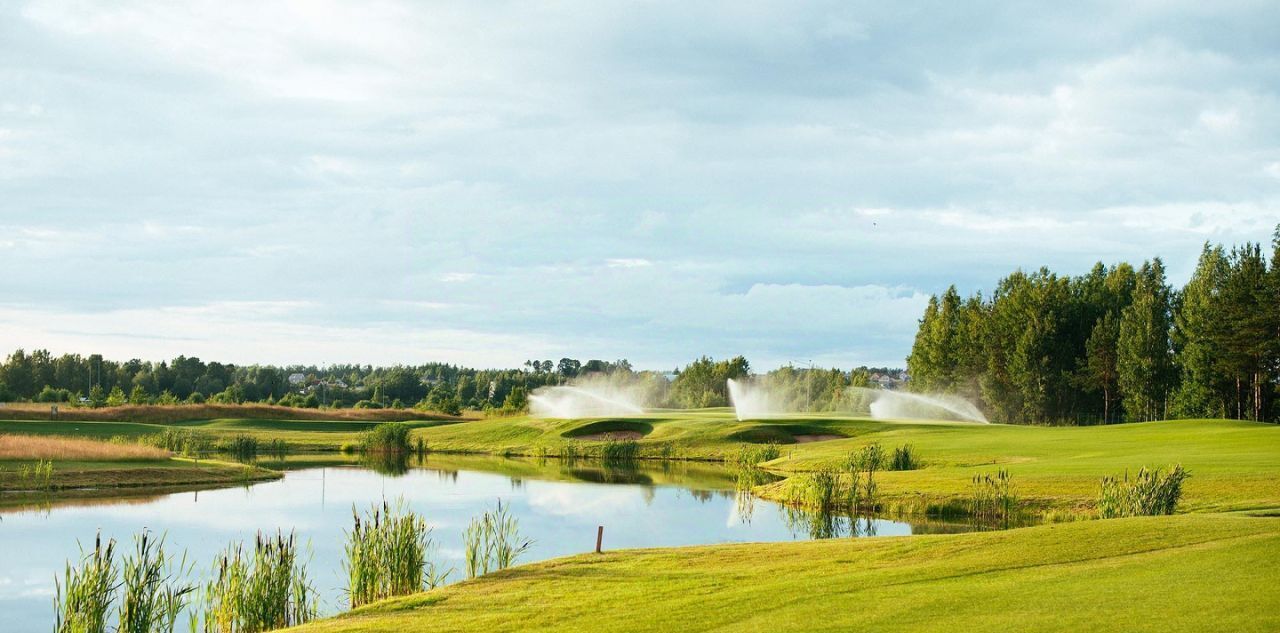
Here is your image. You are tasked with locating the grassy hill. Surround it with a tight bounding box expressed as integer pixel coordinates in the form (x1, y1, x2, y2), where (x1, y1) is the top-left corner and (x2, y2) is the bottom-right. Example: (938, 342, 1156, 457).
(287, 514, 1280, 633)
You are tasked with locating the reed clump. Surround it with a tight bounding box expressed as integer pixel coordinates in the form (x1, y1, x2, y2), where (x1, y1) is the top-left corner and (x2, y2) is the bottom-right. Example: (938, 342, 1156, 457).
(118, 531, 194, 633)
(791, 468, 842, 512)
(55, 532, 118, 633)
(464, 500, 533, 579)
(361, 422, 413, 455)
(344, 500, 448, 609)
(971, 469, 1017, 522)
(1098, 465, 1188, 518)
(199, 531, 317, 632)
(599, 438, 640, 464)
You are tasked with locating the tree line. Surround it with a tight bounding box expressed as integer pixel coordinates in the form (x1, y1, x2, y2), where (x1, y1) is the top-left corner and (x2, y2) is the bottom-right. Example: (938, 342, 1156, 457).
(0, 353, 636, 414)
(908, 226, 1280, 424)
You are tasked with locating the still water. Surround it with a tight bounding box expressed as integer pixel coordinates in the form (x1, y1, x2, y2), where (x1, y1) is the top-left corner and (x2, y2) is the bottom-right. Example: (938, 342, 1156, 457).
(0, 455, 972, 631)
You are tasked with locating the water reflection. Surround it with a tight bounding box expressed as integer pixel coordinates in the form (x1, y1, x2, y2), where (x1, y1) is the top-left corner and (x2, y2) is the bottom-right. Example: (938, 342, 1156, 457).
(0, 455, 981, 632)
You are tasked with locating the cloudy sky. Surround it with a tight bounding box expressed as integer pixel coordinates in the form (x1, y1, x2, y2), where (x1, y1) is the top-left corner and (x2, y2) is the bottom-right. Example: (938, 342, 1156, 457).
(1, 1, 1277, 370)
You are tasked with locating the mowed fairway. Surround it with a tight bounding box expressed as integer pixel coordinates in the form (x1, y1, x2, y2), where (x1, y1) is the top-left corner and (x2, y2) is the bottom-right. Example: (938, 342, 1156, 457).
(287, 514, 1280, 633)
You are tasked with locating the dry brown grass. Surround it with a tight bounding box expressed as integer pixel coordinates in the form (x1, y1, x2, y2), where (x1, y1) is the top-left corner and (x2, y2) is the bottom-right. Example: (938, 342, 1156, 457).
(0, 434, 170, 461)
(0, 402, 460, 424)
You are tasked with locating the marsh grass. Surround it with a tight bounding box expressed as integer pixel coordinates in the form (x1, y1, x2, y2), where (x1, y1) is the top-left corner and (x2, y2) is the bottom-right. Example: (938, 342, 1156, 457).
(561, 440, 583, 462)
(266, 439, 289, 460)
(1098, 465, 1188, 518)
(118, 531, 194, 633)
(55, 532, 118, 633)
(344, 500, 448, 609)
(464, 500, 533, 579)
(971, 469, 1017, 522)
(200, 531, 317, 632)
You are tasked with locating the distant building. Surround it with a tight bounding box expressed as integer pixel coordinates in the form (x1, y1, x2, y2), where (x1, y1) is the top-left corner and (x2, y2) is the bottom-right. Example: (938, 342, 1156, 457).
(287, 373, 306, 386)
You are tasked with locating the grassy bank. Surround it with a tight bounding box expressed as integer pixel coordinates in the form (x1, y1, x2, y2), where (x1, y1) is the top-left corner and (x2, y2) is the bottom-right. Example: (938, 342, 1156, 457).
(0, 434, 278, 507)
(287, 514, 1280, 633)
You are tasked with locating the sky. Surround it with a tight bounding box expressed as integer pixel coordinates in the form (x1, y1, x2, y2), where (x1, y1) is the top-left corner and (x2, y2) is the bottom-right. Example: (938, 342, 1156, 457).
(1, 1, 1278, 371)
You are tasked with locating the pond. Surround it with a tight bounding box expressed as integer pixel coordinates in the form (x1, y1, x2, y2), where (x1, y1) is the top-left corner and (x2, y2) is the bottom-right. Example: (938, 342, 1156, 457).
(0, 455, 977, 631)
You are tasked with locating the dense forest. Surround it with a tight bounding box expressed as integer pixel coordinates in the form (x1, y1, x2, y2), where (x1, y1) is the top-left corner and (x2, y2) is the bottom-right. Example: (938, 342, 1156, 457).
(908, 226, 1280, 424)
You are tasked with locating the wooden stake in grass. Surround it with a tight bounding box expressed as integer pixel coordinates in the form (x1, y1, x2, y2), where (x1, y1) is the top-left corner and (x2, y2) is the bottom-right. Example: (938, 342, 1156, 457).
(595, 526, 603, 554)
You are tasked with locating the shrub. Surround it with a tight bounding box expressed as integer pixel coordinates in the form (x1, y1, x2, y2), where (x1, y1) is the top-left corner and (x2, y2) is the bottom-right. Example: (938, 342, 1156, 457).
(1098, 465, 1188, 518)
(889, 444, 921, 471)
(352, 400, 384, 410)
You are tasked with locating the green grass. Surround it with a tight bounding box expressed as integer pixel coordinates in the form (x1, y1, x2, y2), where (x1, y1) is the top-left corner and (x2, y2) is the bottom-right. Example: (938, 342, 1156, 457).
(285, 514, 1280, 633)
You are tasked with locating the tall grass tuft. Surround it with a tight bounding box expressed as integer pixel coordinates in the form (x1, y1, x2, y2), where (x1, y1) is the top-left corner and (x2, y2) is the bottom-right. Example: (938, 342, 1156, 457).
(1098, 465, 1188, 518)
(55, 532, 119, 633)
(790, 468, 842, 512)
(464, 500, 533, 579)
(199, 531, 316, 632)
(847, 443, 884, 506)
(971, 469, 1017, 522)
(599, 438, 639, 464)
(361, 422, 412, 455)
(118, 531, 194, 633)
(265, 439, 288, 460)
(344, 500, 448, 609)
(888, 444, 921, 471)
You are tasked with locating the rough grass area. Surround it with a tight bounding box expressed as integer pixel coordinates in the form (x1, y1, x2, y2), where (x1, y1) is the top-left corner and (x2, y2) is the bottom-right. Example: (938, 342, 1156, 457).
(0, 433, 169, 461)
(0, 402, 460, 424)
(286, 514, 1280, 633)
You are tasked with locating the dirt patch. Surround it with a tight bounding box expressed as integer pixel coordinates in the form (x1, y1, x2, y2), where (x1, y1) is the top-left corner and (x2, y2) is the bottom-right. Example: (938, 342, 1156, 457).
(575, 431, 645, 441)
(792, 434, 844, 443)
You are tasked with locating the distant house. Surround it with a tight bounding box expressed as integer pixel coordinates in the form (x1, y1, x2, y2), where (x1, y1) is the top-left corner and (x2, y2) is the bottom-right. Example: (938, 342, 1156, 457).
(287, 373, 307, 386)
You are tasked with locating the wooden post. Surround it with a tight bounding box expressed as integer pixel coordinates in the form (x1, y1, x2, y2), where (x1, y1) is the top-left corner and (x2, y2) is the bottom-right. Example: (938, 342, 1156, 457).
(595, 525, 604, 553)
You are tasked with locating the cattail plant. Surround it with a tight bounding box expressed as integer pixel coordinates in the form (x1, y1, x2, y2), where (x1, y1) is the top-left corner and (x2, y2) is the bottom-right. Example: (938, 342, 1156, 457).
(970, 469, 1017, 522)
(1098, 465, 1188, 518)
(118, 531, 195, 633)
(464, 500, 533, 579)
(55, 532, 119, 633)
(199, 530, 316, 633)
(344, 500, 447, 609)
